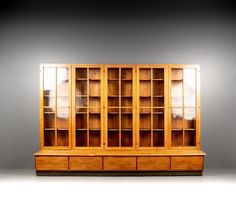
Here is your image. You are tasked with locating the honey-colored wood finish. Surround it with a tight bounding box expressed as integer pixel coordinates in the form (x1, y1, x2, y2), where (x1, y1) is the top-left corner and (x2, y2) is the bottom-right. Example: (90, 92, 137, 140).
(171, 156, 204, 171)
(35, 64, 205, 175)
(35, 156, 68, 171)
(137, 157, 170, 170)
(70, 156, 103, 171)
(103, 157, 136, 171)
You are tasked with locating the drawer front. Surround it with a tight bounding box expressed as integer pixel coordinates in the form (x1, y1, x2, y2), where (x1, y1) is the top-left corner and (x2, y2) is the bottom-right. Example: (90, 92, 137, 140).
(35, 156, 69, 171)
(70, 157, 103, 171)
(137, 157, 170, 171)
(171, 156, 204, 171)
(103, 157, 136, 171)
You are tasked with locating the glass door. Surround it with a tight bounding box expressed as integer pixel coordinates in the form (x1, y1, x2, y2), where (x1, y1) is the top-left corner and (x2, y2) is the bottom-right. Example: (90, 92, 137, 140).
(42, 65, 71, 148)
(170, 67, 196, 147)
(75, 66, 102, 147)
(107, 66, 134, 148)
(138, 66, 165, 148)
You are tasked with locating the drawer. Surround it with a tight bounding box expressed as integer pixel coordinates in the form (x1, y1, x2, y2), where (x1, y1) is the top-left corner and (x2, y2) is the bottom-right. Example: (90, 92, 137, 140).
(35, 156, 69, 171)
(171, 156, 204, 171)
(103, 157, 136, 171)
(70, 157, 103, 171)
(137, 157, 170, 171)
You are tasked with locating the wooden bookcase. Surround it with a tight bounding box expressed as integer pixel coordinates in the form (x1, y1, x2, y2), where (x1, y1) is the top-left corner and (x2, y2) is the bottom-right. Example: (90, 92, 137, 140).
(35, 64, 205, 175)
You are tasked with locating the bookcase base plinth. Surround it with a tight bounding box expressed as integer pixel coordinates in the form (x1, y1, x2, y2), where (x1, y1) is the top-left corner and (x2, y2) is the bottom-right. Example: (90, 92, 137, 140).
(34, 150, 205, 175)
(36, 171, 203, 176)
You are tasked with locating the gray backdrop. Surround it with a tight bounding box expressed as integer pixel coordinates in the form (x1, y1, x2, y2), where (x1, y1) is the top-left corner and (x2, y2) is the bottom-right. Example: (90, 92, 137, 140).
(0, 0, 235, 169)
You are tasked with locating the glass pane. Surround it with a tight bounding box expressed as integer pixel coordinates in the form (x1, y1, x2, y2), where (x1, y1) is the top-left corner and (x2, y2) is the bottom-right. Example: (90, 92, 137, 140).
(140, 97, 151, 107)
(76, 130, 87, 146)
(140, 114, 151, 129)
(153, 69, 164, 79)
(184, 69, 196, 107)
(171, 108, 183, 129)
(57, 108, 69, 129)
(108, 68, 119, 80)
(121, 80, 132, 96)
(44, 130, 55, 146)
(108, 97, 119, 107)
(140, 81, 151, 97)
(184, 108, 196, 129)
(89, 130, 101, 147)
(140, 69, 151, 80)
(184, 130, 196, 146)
(171, 80, 183, 107)
(76, 68, 87, 79)
(57, 130, 69, 146)
(153, 80, 164, 96)
(153, 131, 164, 147)
(76, 113, 87, 129)
(153, 112, 164, 129)
(89, 68, 100, 80)
(76, 80, 87, 96)
(153, 97, 164, 107)
(108, 80, 119, 96)
(121, 131, 132, 147)
(76, 97, 87, 107)
(89, 97, 100, 107)
(44, 113, 55, 128)
(108, 131, 119, 147)
(171, 69, 183, 80)
(171, 130, 183, 146)
(44, 68, 56, 96)
(44, 96, 55, 107)
(89, 114, 100, 129)
(108, 114, 119, 129)
(121, 97, 132, 107)
(89, 80, 100, 97)
(57, 68, 69, 97)
(140, 131, 151, 147)
(121, 69, 132, 80)
(121, 114, 132, 129)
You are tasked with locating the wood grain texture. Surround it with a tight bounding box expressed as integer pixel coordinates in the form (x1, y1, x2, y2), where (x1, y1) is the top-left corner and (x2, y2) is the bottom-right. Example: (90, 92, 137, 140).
(35, 156, 68, 171)
(171, 156, 204, 171)
(103, 157, 136, 171)
(70, 156, 103, 171)
(137, 156, 170, 170)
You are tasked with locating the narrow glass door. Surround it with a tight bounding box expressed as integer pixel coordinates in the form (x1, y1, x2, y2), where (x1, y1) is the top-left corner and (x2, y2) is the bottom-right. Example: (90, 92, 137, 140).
(43, 66, 70, 147)
(139, 67, 165, 147)
(171, 68, 196, 147)
(107, 67, 133, 147)
(75, 67, 102, 147)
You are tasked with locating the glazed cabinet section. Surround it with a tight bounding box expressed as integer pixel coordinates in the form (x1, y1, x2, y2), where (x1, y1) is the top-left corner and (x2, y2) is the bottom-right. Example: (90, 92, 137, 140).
(41, 65, 71, 148)
(35, 156, 204, 171)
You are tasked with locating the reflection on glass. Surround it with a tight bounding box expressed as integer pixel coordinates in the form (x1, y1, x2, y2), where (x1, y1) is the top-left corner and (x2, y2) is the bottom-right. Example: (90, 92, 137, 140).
(44, 68, 56, 93)
(57, 108, 69, 129)
(184, 108, 196, 129)
(76, 80, 87, 96)
(184, 69, 196, 107)
(171, 108, 183, 129)
(171, 80, 183, 107)
(44, 68, 56, 108)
